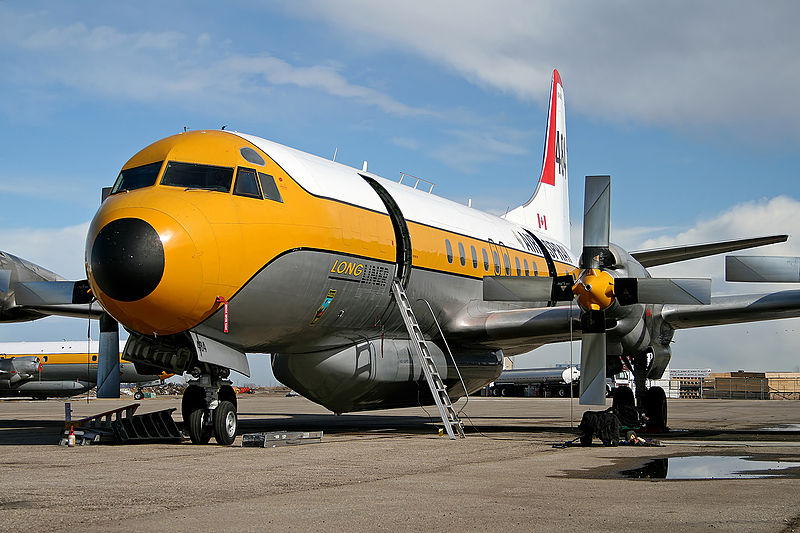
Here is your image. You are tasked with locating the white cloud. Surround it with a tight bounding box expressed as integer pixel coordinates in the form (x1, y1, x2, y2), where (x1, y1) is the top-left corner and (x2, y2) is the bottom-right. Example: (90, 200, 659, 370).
(430, 127, 530, 173)
(0, 11, 429, 119)
(0, 222, 89, 279)
(630, 196, 800, 295)
(280, 0, 800, 135)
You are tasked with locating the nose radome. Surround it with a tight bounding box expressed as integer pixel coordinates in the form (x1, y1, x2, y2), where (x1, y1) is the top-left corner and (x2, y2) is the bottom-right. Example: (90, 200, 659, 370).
(90, 218, 165, 302)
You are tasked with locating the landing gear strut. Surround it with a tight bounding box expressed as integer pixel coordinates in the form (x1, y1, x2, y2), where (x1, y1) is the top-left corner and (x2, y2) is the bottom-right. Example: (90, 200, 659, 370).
(181, 368, 238, 445)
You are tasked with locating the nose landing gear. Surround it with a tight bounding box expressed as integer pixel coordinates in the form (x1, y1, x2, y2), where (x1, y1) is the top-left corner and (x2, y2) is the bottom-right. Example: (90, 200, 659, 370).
(181, 368, 238, 445)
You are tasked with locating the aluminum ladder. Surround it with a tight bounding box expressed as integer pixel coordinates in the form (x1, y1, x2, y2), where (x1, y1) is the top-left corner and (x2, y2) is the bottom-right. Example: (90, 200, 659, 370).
(390, 278, 465, 439)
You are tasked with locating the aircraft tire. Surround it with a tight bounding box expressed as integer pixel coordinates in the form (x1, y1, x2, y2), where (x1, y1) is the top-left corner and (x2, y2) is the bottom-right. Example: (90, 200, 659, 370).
(643, 386, 668, 431)
(557, 387, 566, 398)
(134, 391, 144, 400)
(213, 400, 237, 445)
(187, 407, 212, 444)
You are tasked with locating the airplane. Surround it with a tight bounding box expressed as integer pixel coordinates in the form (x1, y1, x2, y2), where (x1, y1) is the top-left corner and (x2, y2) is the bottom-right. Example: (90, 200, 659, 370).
(0, 340, 173, 399)
(3, 69, 800, 445)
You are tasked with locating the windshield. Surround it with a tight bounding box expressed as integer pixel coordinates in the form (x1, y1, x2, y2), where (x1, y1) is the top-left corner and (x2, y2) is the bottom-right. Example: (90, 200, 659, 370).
(111, 161, 163, 194)
(160, 161, 234, 192)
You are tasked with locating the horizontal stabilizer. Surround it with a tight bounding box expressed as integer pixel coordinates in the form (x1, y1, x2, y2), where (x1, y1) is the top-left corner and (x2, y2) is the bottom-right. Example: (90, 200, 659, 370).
(726, 256, 800, 282)
(616, 278, 711, 305)
(632, 235, 787, 268)
(483, 276, 555, 302)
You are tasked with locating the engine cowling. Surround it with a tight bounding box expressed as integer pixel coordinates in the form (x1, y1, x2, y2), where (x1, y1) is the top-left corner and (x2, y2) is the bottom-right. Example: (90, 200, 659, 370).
(603, 244, 674, 378)
(0, 356, 41, 388)
(272, 339, 503, 413)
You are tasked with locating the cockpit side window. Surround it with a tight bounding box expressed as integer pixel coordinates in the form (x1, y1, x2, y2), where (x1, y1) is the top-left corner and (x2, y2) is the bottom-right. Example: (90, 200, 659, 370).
(160, 161, 234, 192)
(258, 173, 283, 203)
(111, 161, 163, 194)
(233, 168, 262, 199)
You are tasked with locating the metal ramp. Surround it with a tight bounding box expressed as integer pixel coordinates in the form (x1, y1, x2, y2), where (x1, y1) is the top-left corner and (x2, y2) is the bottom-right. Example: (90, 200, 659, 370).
(390, 278, 465, 439)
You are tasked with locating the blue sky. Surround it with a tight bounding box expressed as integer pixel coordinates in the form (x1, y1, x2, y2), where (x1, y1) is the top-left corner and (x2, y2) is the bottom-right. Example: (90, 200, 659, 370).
(2, 1, 800, 382)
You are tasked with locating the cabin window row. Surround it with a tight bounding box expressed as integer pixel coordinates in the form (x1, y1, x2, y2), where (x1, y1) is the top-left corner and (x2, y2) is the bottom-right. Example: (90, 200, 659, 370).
(445, 238, 538, 276)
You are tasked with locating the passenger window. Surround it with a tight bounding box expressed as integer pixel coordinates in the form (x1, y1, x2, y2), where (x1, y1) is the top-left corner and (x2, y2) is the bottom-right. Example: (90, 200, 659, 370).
(258, 173, 283, 203)
(43, 356, 48, 362)
(492, 250, 500, 275)
(234, 168, 262, 199)
(523, 258, 530, 276)
(91, 355, 97, 362)
(445, 239, 453, 264)
(458, 242, 466, 266)
(482, 249, 489, 272)
(515, 257, 521, 276)
(532, 260, 539, 276)
(503, 253, 511, 276)
(470, 245, 478, 269)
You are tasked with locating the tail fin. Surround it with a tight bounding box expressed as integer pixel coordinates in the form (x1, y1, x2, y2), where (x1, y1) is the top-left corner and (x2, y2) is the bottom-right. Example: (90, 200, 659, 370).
(503, 69, 570, 248)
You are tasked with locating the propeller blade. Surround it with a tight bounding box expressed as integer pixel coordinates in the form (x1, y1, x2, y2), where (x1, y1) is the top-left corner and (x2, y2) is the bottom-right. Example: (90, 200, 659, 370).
(96, 312, 120, 398)
(615, 278, 712, 305)
(582, 175, 611, 268)
(579, 310, 607, 405)
(482, 276, 555, 301)
(482, 274, 576, 302)
(726, 256, 800, 282)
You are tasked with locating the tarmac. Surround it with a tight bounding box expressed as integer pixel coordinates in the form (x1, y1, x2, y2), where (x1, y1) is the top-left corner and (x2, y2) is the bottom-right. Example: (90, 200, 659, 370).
(1, 395, 799, 532)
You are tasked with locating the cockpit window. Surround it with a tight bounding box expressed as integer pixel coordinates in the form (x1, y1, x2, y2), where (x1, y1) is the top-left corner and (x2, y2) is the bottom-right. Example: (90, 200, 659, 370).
(233, 168, 262, 199)
(160, 161, 234, 192)
(111, 161, 163, 194)
(258, 173, 283, 203)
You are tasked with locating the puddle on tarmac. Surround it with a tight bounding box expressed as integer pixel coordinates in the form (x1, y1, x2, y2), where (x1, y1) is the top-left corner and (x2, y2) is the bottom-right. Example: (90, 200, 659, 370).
(621, 455, 800, 480)
(759, 424, 800, 432)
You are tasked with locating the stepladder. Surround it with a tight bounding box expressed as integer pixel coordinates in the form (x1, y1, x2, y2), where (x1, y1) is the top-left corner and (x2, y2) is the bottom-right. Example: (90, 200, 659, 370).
(390, 278, 465, 439)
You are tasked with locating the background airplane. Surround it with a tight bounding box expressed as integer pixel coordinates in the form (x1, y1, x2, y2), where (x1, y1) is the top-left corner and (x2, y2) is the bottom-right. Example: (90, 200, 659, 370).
(0, 340, 172, 399)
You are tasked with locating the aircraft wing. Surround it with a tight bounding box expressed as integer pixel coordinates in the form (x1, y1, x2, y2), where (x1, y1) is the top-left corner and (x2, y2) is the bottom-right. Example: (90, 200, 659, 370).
(662, 289, 800, 329)
(631, 235, 787, 268)
(1, 250, 99, 321)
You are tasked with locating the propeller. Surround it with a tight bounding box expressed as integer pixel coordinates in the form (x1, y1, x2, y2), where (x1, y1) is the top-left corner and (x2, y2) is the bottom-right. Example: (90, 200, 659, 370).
(484, 175, 712, 405)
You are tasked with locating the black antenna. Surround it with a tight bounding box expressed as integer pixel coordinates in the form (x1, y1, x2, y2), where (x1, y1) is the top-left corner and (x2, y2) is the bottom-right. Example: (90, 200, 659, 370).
(221, 125, 227, 130)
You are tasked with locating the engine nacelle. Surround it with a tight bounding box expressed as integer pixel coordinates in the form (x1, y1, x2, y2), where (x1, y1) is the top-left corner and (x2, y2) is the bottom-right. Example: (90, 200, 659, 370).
(272, 339, 503, 413)
(0, 356, 41, 388)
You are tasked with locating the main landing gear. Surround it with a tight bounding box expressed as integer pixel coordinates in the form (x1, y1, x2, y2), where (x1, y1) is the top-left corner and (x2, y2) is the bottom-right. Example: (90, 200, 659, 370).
(181, 367, 238, 445)
(614, 352, 669, 432)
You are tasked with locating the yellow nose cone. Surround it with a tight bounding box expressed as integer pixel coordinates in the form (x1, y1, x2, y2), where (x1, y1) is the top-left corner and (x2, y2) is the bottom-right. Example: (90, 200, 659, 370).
(573, 269, 615, 311)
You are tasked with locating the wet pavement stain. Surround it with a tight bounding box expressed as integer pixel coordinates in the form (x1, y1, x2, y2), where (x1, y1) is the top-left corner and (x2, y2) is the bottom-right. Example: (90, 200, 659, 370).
(621, 455, 800, 480)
